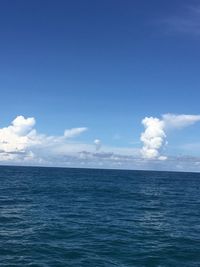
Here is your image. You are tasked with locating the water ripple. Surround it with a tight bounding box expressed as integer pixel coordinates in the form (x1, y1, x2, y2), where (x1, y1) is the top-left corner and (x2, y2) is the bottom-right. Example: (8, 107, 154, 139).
(0, 166, 200, 266)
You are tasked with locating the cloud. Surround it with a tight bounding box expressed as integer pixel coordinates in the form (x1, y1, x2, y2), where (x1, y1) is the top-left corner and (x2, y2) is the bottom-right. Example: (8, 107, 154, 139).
(11, 116, 36, 135)
(0, 116, 88, 161)
(2, 114, 200, 172)
(0, 115, 37, 153)
(140, 114, 200, 160)
(94, 139, 101, 151)
(64, 127, 88, 138)
(164, 5, 200, 36)
(162, 114, 200, 129)
(0, 115, 140, 169)
(140, 117, 166, 160)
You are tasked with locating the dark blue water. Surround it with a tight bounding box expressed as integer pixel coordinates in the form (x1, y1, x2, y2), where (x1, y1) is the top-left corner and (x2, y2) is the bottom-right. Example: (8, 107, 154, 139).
(0, 166, 200, 266)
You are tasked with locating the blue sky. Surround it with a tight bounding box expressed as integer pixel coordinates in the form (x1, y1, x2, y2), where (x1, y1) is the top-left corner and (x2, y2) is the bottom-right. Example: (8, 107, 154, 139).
(1, 0, 200, 171)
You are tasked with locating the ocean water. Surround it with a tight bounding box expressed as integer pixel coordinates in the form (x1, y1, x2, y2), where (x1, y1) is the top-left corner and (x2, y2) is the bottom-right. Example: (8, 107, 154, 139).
(0, 166, 200, 266)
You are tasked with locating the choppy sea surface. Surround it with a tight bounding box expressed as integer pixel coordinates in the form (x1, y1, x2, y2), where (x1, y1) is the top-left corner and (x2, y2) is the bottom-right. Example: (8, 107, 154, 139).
(0, 166, 200, 266)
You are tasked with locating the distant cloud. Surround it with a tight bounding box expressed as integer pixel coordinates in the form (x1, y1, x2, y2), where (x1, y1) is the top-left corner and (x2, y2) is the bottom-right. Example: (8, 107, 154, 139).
(162, 114, 200, 129)
(94, 139, 101, 151)
(1, 114, 200, 172)
(0, 116, 88, 163)
(140, 114, 200, 160)
(164, 5, 200, 36)
(64, 127, 88, 138)
(0, 115, 139, 168)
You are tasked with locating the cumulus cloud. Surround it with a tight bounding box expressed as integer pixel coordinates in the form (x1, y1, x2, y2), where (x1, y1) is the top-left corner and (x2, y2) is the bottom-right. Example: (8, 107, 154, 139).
(140, 114, 200, 160)
(0, 115, 143, 169)
(140, 117, 166, 160)
(0, 115, 140, 168)
(0, 116, 88, 162)
(94, 139, 101, 151)
(0, 115, 37, 153)
(2, 114, 200, 172)
(64, 127, 88, 138)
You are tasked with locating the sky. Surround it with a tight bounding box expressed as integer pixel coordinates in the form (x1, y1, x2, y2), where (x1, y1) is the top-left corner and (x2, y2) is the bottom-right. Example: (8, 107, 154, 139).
(1, 0, 200, 171)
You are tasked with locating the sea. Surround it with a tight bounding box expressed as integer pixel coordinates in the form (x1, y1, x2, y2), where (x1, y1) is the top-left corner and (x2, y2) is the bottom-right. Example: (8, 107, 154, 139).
(0, 166, 200, 267)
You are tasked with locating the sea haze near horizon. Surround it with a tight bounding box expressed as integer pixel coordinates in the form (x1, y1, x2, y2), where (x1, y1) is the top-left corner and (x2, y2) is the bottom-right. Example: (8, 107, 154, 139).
(0, 166, 200, 266)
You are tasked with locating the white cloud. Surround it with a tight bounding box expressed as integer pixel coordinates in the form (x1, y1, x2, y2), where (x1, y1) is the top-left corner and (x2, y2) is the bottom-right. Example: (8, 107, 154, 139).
(140, 114, 200, 160)
(0, 116, 88, 162)
(11, 115, 36, 135)
(162, 114, 200, 129)
(0, 115, 140, 168)
(0, 115, 37, 153)
(2, 114, 200, 172)
(94, 139, 101, 151)
(64, 127, 88, 138)
(140, 117, 166, 160)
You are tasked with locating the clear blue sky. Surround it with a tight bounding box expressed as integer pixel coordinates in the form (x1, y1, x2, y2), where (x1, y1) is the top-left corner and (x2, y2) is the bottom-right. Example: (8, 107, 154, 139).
(0, 0, 200, 170)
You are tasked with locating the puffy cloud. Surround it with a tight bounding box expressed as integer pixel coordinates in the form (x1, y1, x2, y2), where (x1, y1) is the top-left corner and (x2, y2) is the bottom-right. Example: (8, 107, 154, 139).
(0, 116, 88, 161)
(0, 115, 143, 169)
(2, 114, 200, 172)
(0, 116, 37, 153)
(140, 114, 200, 160)
(0, 116, 140, 168)
(64, 127, 88, 138)
(140, 117, 166, 160)
(94, 139, 101, 151)
(11, 116, 35, 135)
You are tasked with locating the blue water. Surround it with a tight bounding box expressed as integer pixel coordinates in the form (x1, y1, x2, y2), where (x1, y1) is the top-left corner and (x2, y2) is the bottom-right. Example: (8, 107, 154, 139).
(0, 166, 200, 266)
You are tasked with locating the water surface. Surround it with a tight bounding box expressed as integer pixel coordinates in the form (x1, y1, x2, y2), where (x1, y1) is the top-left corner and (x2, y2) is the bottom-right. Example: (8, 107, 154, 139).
(0, 166, 200, 266)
